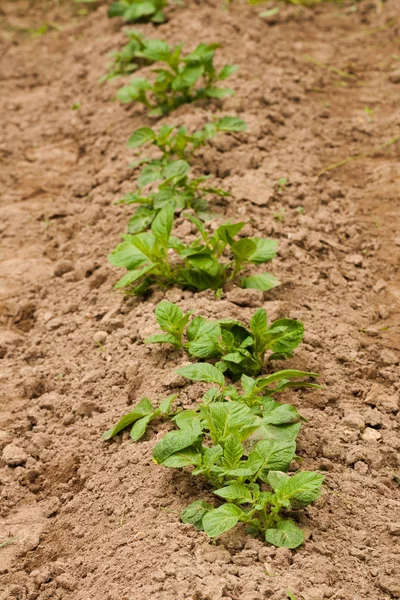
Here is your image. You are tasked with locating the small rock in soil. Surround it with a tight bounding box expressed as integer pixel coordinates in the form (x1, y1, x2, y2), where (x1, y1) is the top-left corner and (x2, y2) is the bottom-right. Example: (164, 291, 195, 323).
(388, 69, 400, 84)
(56, 573, 77, 591)
(361, 427, 381, 442)
(343, 411, 365, 431)
(2, 443, 28, 466)
(226, 288, 263, 307)
(93, 330, 108, 344)
(380, 348, 399, 365)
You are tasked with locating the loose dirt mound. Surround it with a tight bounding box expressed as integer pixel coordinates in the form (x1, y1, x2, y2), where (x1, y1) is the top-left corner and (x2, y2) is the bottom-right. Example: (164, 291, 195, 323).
(1, 1, 399, 599)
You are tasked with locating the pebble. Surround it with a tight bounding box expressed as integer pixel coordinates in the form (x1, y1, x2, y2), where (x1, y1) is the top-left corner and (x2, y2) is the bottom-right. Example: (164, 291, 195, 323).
(388, 69, 400, 84)
(2, 443, 28, 466)
(345, 253, 363, 267)
(373, 279, 387, 293)
(343, 411, 365, 431)
(93, 331, 108, 345)
(380, 348, 399, 366)
(38, 392, 60, 410)
(226, 288, 263, 307)
(361, 427, 381, 442)
(54, 260, 74, 277)
(56, 573, 78, 591)
(388, 523, 400, 536)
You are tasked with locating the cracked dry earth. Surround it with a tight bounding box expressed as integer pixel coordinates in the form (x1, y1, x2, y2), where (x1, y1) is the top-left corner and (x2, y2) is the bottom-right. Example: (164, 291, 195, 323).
(1, 0, 400, 599)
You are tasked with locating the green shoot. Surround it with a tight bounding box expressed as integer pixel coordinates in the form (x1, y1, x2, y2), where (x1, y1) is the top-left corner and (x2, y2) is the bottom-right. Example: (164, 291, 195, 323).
(146, 303, 312, 378)
(108, 206, 280, 294)
(127, 116, 247, 167)
(104, 367, 323, 548)
(108, 0, 167, 23)
(119, 160, 229, 234)
(102, 29, 170, 81)
(116, 43, 237, 116)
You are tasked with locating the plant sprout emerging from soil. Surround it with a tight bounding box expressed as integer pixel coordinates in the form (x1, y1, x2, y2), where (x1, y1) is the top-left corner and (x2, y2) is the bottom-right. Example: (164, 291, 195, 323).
(104, 366, 323, 548)
(116, 43, 237, 116)
(118, 159, 229, 234)
(127, 116, 247, 172)
(108, 0, 167, 23)
(108, 205, 280, 294)
(146, 303, 310, 378)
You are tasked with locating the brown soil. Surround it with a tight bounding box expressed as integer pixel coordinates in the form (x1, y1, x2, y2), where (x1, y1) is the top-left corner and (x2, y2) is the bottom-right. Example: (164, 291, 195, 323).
(1, 0, 400, 599)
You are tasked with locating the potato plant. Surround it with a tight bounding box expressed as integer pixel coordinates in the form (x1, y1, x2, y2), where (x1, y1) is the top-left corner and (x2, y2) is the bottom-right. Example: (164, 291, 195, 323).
(119, 160, 228, 234)
(108, 205, 280, 294)
(104, 365, 323, 548)
(102, 30, 170, 81)
(116, 43, 237, 116)
(108, 0, 167, 23)
(146, 302, 309, 378)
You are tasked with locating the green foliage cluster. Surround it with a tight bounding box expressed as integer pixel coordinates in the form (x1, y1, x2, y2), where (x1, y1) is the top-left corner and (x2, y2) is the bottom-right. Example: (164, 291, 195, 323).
(108, 0, 167, 23)
(146, 303, 308, 378)
(108, 206, 280, 294)
(104, 363, 323, 547)
(116, 42, 237, 116)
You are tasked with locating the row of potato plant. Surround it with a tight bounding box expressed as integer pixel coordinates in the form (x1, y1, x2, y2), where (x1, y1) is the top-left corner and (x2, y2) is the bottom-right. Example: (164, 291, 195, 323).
(103, 1, 324, 549)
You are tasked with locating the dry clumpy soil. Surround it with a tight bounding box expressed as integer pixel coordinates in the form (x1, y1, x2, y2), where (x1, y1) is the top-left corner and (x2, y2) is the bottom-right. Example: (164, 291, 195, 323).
(1, 0, 400, 599)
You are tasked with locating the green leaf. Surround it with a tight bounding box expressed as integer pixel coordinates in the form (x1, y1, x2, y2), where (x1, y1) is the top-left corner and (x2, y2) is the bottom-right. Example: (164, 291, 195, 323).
(256, 370, 319, 390)
(130, 414, 153, 441)
(107, 240, 148, 270)
(124, 2, 156, 21)
(265, 520, 305, 549)
(172, 65, 203, 91)
(145, 333, 179, 346)
(127, 127, 155, 148)
(202, 504, 243, 538)
(216, 116, 247, 132)
(202, 444, 224, 468)
(154, 301, 186, 337)
(158, 394, 177, 415)
(249, 238, 278, 264)
(176, 363, 225, 388)
(268, 320, 304, 355)
(231, 238, 257, 261)
(205, 87, 234, 98)
(261, 399, 299, 425)
(128, 209, 155, 235)
(214, 483, 252, 503)
(241, 273, 281, 291)
(249, 440, 296, 480)
(223, 434, 243, 469)
(161, 448, 202, 468)
(250, 308, 267, 337)
(151, 205, 174, 244)
(272, 471, 324, 508)
(114, 263, 154, 289)
(218, 64, 238, 80)
(103, 397, 153, 440)
(181, 500, 212, 531)
(152, 421, 202, 464)
(164, 160, 190, 182)
(108, 2, 126, 17)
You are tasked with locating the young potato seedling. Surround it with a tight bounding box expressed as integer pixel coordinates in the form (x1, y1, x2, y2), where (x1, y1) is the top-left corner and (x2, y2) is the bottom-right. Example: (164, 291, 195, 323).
(104, 365, 323, 548)
(119, 160, 228, 234)
(116, 43, 237, 116)
(108, 0, 167, 23)
(103, 394, 177, 441)
(127, 116, 247, 165)
(108, 205, 280, 294)
(102, 29, 168, 81)
(146, 303, 307, 377)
